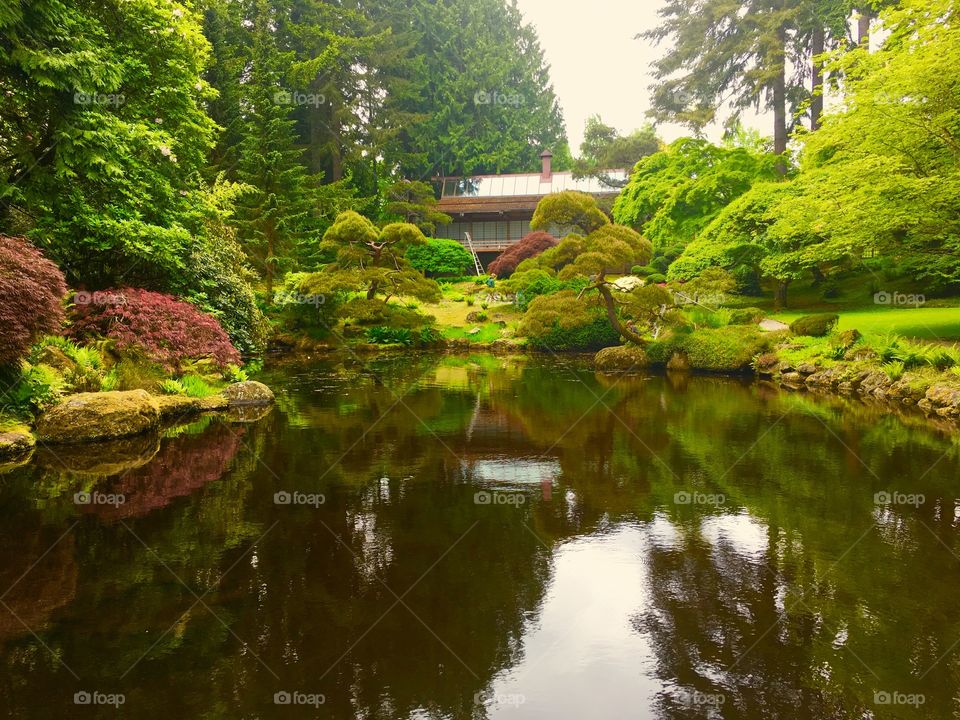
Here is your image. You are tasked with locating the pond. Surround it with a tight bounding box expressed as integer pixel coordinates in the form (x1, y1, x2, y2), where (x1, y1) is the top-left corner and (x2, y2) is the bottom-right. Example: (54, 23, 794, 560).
(1, 353, 958, 719)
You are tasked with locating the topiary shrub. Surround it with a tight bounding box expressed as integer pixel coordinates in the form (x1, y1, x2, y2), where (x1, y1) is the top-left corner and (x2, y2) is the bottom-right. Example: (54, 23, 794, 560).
(488, 231, 558, 278)
(790, 313, 840, 337)
(0, 235, 67, 366)
(67, 288, 241, 371)
(646, 273, 667, 284)
(728, 307, 765, 325)
(406, 238, 475, 277)
(675, 326, 775, 372)
(519, 290, 621, 351)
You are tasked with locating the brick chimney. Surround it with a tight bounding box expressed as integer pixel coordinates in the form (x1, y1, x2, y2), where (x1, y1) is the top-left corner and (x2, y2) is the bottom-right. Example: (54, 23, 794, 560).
(540, 149, 553, 182)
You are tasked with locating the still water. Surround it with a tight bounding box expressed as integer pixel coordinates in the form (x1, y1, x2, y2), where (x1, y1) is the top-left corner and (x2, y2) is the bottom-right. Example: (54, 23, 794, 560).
(1, 353, 958, 719)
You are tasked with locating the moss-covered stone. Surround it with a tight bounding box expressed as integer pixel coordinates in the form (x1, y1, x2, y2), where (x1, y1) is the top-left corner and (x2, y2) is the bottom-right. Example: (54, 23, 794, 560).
(152, 395, 203, 419)
(36, 390, 160, 443)
(220, 381, 275, 406)
(594, 345, 649, 371)
(0, 429, 35, 458)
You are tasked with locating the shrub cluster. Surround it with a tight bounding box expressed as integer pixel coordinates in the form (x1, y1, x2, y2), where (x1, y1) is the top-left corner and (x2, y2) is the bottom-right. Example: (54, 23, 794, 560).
(646, 326, 777, 373)
(406, 238, 475, 277)
(790, 313, 840, 337)
(0, 236, 67, 366)
(68, 288, 240, 370)
(488, 232, 558, 278)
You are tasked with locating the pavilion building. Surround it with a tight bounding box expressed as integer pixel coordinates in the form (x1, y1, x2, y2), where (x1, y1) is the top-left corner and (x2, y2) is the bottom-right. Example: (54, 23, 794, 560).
(434, 150, 627, 268)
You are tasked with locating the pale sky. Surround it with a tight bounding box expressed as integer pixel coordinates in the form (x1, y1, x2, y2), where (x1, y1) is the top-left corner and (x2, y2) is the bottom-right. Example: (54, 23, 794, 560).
(513, 0, 769, 153)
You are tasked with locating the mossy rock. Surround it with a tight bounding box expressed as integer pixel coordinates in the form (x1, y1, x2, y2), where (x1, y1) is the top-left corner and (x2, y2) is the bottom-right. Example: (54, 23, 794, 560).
(594, 345, 650, 372)
(36, 390, 160, 444)
(220, 381, 275, 407)
(0, 429, 35, 459)
(152, 395, 203, 420)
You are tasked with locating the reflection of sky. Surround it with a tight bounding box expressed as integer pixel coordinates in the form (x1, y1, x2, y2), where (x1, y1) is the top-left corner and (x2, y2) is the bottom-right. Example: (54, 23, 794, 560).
(470, 458, 561, 486)
(701, 512, 769, 559)
(483, 524, 660, 719)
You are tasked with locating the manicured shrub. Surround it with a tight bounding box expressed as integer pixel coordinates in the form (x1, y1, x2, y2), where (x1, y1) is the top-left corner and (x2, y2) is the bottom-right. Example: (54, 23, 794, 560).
(406, 238, 475, 277)
(790, 313, 840, 337)
(646, 273, 667, 284)
(728, 307, 765, 325)
(0, 235, 67, 366)
(67, 288, 241, 370)
(488, 231, 558, 278)
(519, 291, 621, 351)
(675, 326, 775, 372)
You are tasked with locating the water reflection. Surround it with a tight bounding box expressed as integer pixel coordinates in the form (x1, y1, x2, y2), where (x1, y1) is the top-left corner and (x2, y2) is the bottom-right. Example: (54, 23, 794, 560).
(0, 353, 958, 718)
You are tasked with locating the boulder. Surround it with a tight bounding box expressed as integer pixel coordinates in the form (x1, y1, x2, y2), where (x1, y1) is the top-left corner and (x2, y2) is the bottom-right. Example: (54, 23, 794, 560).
(780, 371, 804, 386)
(198, 395, 230, 412)
(838, 329, 863, 349)
(667, 351, 691, 372)
(797, 363, 818, 375)
(36, 345, 76, 373)
(152, 395, 202, 419)
(920, 385, 960, 417)
(594, 345, 649, 372)
(36, 390, 160, 444)
(759, 318, 790, 332)
(0, 429, 35, 458)
(220, 381, 275, 407)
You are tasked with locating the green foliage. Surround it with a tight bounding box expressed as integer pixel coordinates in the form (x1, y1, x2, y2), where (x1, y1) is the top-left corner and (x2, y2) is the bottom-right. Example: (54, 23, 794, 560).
(178, 374, 220, 398)
(0, 362, 66, 419)
(790, 314, 840, 337)
(573, 117, 660, 184)
(647, 326, 777, 373)
(882, 360, 906, 382)
(728, 307, 765, 325)
(274, 272, 344, 336)
(613, 138, 780, 250)
(406, 239, 475, 278)
(519, 291, 621, 351)
(382, 180, 452, 235)
(531, 191, 610, 236)
(366, 327, 414, 346)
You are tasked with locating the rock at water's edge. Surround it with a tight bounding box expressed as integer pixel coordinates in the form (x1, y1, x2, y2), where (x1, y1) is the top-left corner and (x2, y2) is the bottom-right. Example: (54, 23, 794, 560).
(36, 390, 160, 444)
(152, 395, 202, 419)
(594, 345, 649, 371)
(0, 430, 35, 458)
(220, 381, 276, 407)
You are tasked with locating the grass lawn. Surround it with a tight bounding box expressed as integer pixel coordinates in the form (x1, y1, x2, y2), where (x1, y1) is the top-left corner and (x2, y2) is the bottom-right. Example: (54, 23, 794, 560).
(442, 323, 507, 343)
(771, 307, 960, 342)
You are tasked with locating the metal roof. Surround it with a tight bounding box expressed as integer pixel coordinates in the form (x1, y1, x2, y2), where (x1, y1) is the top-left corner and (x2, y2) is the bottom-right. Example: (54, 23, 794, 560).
(438, 170, 628, 199)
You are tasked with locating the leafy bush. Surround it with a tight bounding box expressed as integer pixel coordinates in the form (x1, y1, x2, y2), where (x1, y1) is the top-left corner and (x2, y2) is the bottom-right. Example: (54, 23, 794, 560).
(519, 291, 621, 351)
(488, 232, 558, 278)
(67, 288, 241, 371)
(0, 363, 66, 419)
(0, 235, 67, 366)
(790, 313, 840, 337)
(366, 327, 414, 346)
(631, 265, 645, 275)
(406, 238, 475, 277)
(882, 360, 906, 381)
(646, 326, 775, 372)
(273, 272, 343, 337)
(646, 273, 667, 284)
(728, 307, 765, 325)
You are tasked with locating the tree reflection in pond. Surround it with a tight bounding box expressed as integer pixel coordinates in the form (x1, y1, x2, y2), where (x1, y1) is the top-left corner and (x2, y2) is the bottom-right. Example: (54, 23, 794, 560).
(0, 354, 958, 718)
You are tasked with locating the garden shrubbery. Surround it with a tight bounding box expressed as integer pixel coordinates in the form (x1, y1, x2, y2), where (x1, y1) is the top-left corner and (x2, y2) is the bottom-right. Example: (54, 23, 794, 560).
(68, 288, 241, 370)
(0, 236, 67, 366)
(790, 313, 840, 337)
(406, 238, 475, 277)
(519, 291, 621, 351)
(488, 231, 558, 278)
(644, 326, 776, 372)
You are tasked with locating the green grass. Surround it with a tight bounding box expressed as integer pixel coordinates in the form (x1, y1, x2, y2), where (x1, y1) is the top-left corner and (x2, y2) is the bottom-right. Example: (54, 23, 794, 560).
(442, 323, 505, 343)
(772, 307, 960, 342)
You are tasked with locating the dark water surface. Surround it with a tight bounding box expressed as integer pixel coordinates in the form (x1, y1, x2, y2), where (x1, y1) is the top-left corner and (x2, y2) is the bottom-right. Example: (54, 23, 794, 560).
(1, 353, 958, 719)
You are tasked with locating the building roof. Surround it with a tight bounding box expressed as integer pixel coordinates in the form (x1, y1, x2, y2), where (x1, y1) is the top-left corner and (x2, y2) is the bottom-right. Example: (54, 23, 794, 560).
(438, 170, 627, 200)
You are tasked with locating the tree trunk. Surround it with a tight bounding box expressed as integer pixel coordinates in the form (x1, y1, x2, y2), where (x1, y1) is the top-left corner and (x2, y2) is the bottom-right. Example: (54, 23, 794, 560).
(858, 9, 871, 48)
(773, 25, 788, 174)
(775, 280, 789, 309)
(810, 26, 825, 131)
(595, 283, 648, 346)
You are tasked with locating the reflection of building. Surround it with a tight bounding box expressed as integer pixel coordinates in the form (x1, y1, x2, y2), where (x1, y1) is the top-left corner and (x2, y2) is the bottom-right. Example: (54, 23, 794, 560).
(434, 151, 626, 265)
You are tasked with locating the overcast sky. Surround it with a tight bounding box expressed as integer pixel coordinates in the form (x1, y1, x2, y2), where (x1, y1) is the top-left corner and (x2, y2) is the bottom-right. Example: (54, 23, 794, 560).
(513, 0, 769, 152)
